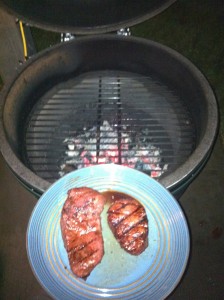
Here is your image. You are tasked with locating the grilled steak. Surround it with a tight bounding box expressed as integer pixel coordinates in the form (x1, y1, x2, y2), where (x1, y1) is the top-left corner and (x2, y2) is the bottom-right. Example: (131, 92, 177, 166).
(60, 187, 106, 278)
(107, 198, 148, 255)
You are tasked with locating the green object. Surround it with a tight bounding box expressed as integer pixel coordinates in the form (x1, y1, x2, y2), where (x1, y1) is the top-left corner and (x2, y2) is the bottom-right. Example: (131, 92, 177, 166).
(30, 27, 60, 52)
(0, 76, 3, 90)
(132, 0, 224, 143)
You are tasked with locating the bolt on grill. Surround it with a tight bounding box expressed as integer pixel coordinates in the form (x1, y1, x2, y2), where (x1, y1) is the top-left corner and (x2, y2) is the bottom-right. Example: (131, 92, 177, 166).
(23, 71, 196, 183)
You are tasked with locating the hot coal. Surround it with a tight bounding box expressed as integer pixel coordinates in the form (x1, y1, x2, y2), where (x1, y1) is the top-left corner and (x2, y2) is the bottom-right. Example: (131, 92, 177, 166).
(59, 120, 168, 178)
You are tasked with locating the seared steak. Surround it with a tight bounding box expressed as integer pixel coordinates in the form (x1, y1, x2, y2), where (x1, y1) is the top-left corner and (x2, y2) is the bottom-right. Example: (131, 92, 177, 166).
(107, 198, 148, 255)
(60, 187, 106, 278)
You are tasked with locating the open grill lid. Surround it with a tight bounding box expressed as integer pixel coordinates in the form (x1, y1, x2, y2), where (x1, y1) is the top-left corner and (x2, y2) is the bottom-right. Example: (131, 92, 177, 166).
(0, 0, 177, 34)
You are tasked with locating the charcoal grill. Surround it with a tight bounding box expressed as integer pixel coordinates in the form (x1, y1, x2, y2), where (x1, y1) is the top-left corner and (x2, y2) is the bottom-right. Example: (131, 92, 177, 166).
(24, 70, 195, 182)
(0, 35, 218, 198)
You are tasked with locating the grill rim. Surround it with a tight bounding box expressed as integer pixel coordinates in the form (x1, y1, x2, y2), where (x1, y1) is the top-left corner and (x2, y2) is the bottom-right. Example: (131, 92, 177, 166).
(0, 35, 219, 196)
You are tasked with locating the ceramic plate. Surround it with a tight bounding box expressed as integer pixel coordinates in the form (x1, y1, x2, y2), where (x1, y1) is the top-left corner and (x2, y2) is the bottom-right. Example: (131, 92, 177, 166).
(27, 164, 190, 300)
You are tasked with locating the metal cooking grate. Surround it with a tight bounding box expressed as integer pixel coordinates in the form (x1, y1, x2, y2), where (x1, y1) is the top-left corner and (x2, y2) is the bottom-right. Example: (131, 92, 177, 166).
(23, 71, 196, 183)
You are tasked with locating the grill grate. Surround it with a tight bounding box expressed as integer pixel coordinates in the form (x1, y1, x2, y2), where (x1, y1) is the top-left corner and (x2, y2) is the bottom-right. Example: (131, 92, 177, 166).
(23, 71, 196, 183)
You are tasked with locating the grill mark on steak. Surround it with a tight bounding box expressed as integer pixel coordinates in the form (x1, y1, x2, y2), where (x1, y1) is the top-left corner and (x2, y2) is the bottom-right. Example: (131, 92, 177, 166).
(111, 206, 146, 227)
(107, 199, 139, 227)
(115, 207, 147, 238)
(120, 220, 148, 255)
(69, 236, 98, 254)
(69, 240, 100, 263)
(60, 187, 105, 278)
(108, 198, 148, 255)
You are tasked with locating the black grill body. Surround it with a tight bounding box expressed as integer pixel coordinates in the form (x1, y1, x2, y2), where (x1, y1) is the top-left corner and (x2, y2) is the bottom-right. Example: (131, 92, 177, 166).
(0, 36, 218, 198)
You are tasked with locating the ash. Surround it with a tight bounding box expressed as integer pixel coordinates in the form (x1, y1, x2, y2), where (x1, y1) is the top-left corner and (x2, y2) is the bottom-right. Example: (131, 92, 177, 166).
(59, 121, 168, 178)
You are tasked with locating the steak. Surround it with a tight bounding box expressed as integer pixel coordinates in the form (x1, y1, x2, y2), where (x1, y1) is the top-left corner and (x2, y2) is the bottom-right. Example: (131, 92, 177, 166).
(60, 187, 106, 278)
(107, 198, 148, 255)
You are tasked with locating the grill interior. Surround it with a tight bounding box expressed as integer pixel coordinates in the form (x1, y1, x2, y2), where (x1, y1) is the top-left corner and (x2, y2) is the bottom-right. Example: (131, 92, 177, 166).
(23, 70, 196, 183)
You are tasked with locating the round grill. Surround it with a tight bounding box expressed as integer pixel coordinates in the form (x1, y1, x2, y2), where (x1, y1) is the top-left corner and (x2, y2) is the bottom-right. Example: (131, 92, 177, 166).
(0, 36, 217, 198)
(23, 71, 196, 183)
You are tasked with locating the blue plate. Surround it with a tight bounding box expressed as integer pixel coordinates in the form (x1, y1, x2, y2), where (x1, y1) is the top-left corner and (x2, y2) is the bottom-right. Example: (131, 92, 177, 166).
(27, 164, 190, 300)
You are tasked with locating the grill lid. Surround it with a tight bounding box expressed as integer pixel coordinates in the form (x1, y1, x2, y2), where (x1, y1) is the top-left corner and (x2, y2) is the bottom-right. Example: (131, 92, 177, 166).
(0, 0, 177, 34)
